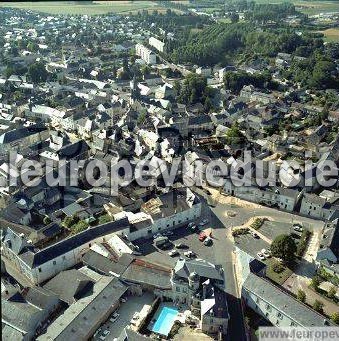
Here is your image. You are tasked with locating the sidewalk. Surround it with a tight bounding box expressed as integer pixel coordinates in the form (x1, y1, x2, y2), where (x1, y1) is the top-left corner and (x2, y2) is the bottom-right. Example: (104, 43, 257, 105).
(283, 273, 339, 316)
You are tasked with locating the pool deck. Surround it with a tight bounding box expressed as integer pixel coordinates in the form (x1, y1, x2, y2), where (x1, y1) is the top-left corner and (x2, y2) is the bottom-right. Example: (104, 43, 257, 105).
(148, 302, 188, 337)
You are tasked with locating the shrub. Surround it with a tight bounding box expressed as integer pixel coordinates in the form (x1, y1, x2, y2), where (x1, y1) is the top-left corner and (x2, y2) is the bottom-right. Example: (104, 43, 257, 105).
(98, 214, 112, 225)
(328, 286, 337, 299)
(310, 276, 321, 290)
(250, 218, 266, 230)
(331, 312, 339, 325)
(271, 261, 285, 274)
(70, 220, 89, 235)
(297, 289, 306, 303)
(169, 321, 182, 338)
(63, 215, 79, 228)
(232, 228, 249, 237)
(296, 229, 312, 257)
(312, 300, 324, 313)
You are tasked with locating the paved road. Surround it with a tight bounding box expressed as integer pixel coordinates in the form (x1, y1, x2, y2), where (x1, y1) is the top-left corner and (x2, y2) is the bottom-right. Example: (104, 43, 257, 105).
(135, 197, 247, 341)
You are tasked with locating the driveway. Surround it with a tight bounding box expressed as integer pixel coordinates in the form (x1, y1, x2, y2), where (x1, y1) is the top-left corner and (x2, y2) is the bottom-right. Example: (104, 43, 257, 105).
(93, 292, 155, 341)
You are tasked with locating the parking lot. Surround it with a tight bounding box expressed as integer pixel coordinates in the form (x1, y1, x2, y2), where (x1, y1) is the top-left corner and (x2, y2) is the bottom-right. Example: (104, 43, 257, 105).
(134, 201, 226, 268)
(258, 220, 294, 241)
(93, 292, 154, 341)
(234, 233, 271, 260)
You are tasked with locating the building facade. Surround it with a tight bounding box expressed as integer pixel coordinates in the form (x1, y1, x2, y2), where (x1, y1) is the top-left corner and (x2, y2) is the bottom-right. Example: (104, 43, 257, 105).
(135, 44, 157, 65)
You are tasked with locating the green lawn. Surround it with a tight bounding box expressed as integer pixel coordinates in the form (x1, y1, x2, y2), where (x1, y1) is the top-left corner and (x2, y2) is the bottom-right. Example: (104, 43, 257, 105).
(265, 258, 293, 285)
(0, 1, 162, 15)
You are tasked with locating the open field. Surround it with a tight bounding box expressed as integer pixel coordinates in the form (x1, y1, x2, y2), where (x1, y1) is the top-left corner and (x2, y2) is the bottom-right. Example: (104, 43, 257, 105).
(318, 27, 339, 42)
(0, 1, 164, 15)
(254, 0, 339, 15)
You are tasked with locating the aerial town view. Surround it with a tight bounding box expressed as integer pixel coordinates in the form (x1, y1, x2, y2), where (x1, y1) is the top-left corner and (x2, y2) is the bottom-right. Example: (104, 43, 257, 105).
(0, 1, 338, 340)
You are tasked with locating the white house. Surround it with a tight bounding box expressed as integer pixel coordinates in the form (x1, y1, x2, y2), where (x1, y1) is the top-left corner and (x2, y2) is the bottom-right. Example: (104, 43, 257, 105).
(135, 43, 156, 65)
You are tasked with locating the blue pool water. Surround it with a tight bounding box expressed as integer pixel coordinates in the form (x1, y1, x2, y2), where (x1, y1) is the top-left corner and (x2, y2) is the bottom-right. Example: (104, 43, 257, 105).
(152, 306, 179, 336)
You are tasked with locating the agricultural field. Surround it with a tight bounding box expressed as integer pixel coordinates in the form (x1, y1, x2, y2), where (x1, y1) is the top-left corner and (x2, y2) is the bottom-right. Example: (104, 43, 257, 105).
(255, 0, 339, 15)
(0, 1, 164, 15)
(318, 27, 339, 42)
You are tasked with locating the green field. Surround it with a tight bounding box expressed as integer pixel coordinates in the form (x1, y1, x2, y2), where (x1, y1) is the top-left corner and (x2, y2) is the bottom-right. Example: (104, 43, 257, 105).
(254, 0, 339, 15)
(0, 1, 164, 15)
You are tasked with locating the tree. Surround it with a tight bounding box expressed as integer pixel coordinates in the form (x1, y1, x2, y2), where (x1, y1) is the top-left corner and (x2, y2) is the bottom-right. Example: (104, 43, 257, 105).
(4, 66, 14, 79)
(297, 289, 306, 303)
(230, 12, 239, 23)
(28, 62, 48, 83)
(225, 122, 244, 145)
(312, 300, 324, 313)
(62, 215, 79, 228)
(331, 312, 339, 325)
(270, 234, 297, 262)
(70, 220, 89, 235)
(310, 276, 321, 290)
(327, 286, 336, 299)
(27, 42, 38, 52)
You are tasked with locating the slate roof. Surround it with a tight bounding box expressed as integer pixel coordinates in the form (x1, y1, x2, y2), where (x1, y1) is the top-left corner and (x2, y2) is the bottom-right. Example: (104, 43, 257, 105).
(0, 124, 46, 144)
(43, 269, 94, 305)
(188, 115, 212, 126)
(20, 218, 130, 268)
(82, 250, 130, 276)
(243, 272, 334, 327)
(320, 223, 339, 258)
(174, 259, 223, 282)
(58, 140, 89, 160)
(38, 277, 128, 341)
(2, 227, 33, 255)
(24, 286, 59, 310)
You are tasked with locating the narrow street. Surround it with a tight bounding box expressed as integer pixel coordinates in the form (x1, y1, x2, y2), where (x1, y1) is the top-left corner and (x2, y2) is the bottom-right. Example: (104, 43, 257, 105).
(197, 196, 247, 341)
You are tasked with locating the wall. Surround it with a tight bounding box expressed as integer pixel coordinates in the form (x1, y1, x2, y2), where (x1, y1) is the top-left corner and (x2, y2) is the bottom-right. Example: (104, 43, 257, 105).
(242, 289, 300, 328)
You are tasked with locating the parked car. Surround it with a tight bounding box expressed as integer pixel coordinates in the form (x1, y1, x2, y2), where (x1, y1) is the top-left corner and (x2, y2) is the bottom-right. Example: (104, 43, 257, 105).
(94, 328, 102, 338)
(199, 232, 207, 241)
(163, 231, 174, 236)
(184, 251, 196, 258)
(261, 249, 271, 258)
(168, 249, 179, 257)
(204, 237, 213, 246)
(175, 243, 187, 249)
(100, 330, 111, 340)
(257, 252, 266, 261)
(293, 224, 303, 232)
(120, 297, 127, 303)
(153, 233, 162, 239)
(110, 312, 119, 323)
(251, 231, 260, 239)
(199, 219, 209, 226)
(187, 222, 195, 228)
(190, 224, 198, 232)
(154, 236, 169, 247)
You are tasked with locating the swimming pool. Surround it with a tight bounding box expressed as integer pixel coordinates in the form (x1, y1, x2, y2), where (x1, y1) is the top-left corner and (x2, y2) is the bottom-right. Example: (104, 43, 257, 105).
(151, 306, 179, 336)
